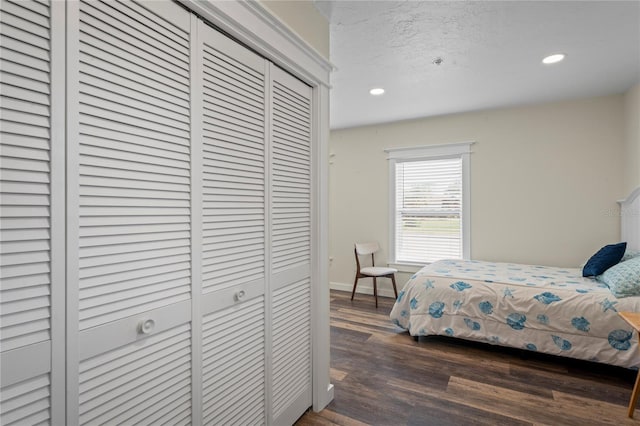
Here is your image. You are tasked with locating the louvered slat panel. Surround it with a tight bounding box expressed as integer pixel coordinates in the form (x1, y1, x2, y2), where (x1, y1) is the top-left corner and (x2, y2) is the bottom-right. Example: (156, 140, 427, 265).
(201, 27, 266, 293)
(0, 0, 52, 353)
(0, 373, 50, 425)
(268, 68, 313, 424)
(272, 279, 311, 419)
(202, 296, 265, 425)
(77, 0, 191, 329)
(79, 324, 191, 426)
(271, 79, 312, 274)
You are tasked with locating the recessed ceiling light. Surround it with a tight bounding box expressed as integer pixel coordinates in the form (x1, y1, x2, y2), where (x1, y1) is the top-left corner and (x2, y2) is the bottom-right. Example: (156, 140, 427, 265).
(542, 53, 566, 64)
(369, 88, 385, 96)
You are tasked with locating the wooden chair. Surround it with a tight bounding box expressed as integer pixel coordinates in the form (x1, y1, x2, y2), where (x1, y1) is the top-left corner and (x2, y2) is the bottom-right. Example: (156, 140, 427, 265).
(352, 242, 398, 307)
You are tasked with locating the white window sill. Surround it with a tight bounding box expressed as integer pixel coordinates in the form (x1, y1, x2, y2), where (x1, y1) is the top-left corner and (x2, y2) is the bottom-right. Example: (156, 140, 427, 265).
(388, 262, 427, 274)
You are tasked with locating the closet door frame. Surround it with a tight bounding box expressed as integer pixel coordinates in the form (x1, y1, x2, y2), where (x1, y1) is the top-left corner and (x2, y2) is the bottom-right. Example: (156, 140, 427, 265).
(179, 0, 334, 413)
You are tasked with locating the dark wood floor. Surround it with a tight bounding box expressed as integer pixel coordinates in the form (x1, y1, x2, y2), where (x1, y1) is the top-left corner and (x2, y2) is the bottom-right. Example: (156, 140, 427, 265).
(296, 290, 640, 426)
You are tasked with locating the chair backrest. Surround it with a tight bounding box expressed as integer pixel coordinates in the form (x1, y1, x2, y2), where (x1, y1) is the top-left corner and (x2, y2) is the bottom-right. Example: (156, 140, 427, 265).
(355, 242, 380, 256)
(354, 242, 380, 272)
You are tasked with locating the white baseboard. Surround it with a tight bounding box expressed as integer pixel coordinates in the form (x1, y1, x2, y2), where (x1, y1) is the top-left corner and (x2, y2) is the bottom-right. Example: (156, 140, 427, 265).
(330, 280, 397, 299)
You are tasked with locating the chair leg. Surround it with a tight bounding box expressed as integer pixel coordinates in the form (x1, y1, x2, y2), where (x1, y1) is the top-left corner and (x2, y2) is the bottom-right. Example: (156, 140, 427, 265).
(391, 274, 398, 299)
(373, 277, 378, 308)
(351, 276, 359, 301)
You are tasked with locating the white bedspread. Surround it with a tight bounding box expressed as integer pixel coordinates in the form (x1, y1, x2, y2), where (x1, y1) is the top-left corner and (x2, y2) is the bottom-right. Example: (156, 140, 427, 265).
(390, 259, 640, 368)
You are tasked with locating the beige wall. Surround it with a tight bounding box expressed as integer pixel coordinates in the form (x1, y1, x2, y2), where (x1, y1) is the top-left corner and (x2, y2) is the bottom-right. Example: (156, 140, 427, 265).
(330, 95, 627, 293)
(260, 0, 330, 60)
(623, 83, 640, 194)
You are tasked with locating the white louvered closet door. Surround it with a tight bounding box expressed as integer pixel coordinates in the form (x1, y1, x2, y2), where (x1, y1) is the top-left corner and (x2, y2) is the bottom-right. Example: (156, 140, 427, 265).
(0, 0, 64, 424)
(269, 65, 314, 426)
(198, 21, 268, 425)
(68, 1, 193, 424)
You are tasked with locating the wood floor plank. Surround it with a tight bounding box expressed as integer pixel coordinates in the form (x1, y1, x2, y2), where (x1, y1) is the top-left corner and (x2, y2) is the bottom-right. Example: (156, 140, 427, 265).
(553, 390, 639, 417)
(295, 290, 639, 425)
(316, 409, 371, 426)
(296, 414, 339, 426)
(301, 409, 371, 426)
(331, 368, 348, 382)
(330, 319, 395, 337)
(509, 361, 632, 405)
(332, 307, 400, 329)
(328, 373, 415, 424)
(384, 377, 533, 426)
(447, 375, 638, 426)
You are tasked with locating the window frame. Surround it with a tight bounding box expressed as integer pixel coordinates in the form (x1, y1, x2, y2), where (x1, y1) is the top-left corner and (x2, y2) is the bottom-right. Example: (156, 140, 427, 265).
(386, 142, 474, 271)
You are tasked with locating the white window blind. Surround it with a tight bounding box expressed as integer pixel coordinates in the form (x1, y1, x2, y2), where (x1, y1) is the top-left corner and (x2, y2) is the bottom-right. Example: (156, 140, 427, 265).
(394, 157, 463, 264)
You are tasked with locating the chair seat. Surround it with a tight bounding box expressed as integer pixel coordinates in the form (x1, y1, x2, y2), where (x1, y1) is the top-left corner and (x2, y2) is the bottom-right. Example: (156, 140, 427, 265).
(360, 266, 397, 276)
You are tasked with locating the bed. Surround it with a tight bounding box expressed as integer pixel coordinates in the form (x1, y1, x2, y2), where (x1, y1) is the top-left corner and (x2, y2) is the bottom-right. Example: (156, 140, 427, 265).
(390, 187, 640, 368)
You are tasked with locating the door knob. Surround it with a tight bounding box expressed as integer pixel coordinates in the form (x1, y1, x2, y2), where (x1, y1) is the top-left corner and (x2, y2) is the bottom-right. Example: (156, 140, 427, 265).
(138, 319, 155, 335)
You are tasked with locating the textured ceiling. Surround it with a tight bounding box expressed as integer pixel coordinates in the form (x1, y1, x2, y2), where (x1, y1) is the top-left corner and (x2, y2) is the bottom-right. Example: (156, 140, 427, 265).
(315, 1, 640, 129)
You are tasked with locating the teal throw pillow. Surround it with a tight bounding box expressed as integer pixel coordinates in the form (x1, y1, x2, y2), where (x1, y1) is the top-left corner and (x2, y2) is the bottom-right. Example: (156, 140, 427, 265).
(622, 250, 640, 262)
(601, 257, 640, 298)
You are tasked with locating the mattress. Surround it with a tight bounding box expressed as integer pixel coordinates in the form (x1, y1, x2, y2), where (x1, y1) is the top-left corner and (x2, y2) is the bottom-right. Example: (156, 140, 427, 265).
(390, 259, 640, 368)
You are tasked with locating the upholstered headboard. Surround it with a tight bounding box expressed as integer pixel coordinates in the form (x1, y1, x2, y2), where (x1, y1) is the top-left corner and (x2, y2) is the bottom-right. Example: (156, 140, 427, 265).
(619, 187, 640, 251)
